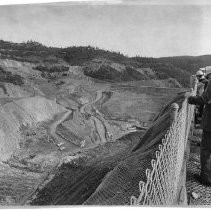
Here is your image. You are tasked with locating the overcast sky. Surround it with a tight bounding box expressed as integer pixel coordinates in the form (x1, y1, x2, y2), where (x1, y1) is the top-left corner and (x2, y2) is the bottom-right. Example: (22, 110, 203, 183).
(0, 1, 211, 57)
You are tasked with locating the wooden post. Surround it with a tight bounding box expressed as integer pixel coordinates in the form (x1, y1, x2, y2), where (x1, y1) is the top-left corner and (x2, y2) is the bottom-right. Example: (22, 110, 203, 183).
(170, 103, 179, 124)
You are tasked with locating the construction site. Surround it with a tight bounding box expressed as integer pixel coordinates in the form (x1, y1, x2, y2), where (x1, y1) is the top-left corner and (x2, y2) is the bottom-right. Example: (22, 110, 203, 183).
(0, 49, 209, 205)
(0, 56, 181, 204)
(1, 1, 211, 205)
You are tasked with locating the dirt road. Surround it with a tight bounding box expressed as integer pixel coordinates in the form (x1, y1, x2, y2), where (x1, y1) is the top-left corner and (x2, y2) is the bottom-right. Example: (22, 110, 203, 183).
(80, 90, 102, 114)
(47, 110, 72, 143)
(80, 90, 108, 143)
(46, 88, 108, 146)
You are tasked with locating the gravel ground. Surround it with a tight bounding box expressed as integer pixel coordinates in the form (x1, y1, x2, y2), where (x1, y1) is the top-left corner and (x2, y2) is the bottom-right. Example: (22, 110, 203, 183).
(186, 128, 211, 205)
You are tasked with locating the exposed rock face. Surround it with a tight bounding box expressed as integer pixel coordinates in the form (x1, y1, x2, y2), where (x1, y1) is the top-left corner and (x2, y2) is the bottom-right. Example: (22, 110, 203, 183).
(0, 96, 65, 160)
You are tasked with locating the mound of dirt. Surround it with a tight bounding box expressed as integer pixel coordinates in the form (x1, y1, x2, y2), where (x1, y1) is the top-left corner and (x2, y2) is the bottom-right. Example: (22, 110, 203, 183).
(0, 96, 65, 161)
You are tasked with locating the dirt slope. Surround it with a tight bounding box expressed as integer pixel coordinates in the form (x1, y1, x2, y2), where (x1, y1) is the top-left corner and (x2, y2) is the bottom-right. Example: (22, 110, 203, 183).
(0, 96, 65, 160)
(29, 131, 145, 205)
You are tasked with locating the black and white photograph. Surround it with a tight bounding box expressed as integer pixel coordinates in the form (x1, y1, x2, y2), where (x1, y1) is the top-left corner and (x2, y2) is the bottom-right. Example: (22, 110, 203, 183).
(0, 0, 211, 206)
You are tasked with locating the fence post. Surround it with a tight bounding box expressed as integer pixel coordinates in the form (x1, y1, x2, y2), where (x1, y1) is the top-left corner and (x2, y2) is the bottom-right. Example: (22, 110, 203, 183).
(190, 75, 196, 89)
(170, 103, 179, 124)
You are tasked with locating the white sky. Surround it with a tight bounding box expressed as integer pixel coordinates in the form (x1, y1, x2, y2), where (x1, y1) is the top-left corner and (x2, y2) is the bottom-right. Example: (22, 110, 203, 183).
(0, 0, 211, 57)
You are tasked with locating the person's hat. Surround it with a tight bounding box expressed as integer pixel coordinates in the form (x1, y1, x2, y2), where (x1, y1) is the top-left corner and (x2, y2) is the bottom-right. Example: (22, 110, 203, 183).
(205, 67, 211, 76)
(196, 70, 204, 76)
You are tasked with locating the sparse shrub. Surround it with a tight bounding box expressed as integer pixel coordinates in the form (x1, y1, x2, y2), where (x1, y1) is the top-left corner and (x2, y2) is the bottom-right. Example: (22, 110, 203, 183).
(33, 65, 69, 73)
(0, 66, 24, 85)
(55, 81, 65, 86)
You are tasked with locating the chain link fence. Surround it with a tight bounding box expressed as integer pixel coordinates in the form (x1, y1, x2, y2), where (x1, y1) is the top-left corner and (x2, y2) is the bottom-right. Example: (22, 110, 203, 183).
(131, 77, 197, 205)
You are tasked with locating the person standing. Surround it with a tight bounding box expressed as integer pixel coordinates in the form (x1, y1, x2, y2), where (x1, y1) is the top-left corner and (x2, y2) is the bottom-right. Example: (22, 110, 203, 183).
(195, 70, 208, 126)
(196, 70, 207, 94)
(188, 72, 211, 185)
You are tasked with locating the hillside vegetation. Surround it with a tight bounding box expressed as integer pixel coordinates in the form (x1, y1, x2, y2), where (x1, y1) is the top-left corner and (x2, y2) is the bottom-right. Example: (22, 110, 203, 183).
(0, 66, 24, 85)
(158, 55, 211, 75)
(1, 39, 207, 87)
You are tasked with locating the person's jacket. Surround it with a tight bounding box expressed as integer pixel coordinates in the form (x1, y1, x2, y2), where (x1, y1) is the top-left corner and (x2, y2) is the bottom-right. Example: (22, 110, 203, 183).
(188, 79, 211, 132)
(200, 78, 209, 90)
(197, 82, 205, 96)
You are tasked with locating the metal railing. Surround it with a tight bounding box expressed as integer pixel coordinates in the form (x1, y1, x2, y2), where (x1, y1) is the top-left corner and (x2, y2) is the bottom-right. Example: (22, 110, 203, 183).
(130, 77, 197, 205)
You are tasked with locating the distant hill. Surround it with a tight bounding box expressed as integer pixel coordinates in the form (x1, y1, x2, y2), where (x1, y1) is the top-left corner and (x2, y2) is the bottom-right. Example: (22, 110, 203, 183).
(1, 39, 208, 87)
(157, 55, 211, 75)
(131, 56, 191, 87)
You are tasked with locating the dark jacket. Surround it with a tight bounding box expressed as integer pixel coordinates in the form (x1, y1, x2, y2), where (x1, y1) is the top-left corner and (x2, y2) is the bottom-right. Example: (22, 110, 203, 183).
(201, 78, 209, 90)
(188, 79, 211, 132)
(197, 78, 208, 96)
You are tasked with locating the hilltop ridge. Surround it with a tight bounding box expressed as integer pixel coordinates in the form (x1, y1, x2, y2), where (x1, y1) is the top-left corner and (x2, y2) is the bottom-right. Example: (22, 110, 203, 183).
(1, 39, 206, 87)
